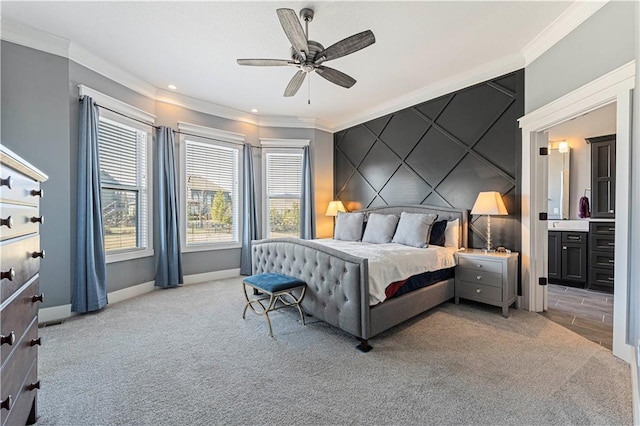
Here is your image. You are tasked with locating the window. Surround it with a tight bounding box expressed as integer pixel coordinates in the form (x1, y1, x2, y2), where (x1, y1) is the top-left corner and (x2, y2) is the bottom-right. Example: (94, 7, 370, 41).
(184, 139, 240, 246)
(98, 116, 150, 255)
(264, 150, 303, 238)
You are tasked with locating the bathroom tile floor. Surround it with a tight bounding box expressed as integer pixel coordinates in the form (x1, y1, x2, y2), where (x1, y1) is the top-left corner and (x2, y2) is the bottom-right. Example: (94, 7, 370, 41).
(541, 284, 613, 350)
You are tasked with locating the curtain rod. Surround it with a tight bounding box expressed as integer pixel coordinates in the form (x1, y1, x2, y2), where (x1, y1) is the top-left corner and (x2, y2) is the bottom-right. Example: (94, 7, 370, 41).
(81, 97, 255, 147)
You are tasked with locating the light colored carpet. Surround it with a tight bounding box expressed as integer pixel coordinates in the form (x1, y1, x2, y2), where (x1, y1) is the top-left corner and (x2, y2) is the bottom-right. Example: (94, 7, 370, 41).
(37, 277, 631, 425)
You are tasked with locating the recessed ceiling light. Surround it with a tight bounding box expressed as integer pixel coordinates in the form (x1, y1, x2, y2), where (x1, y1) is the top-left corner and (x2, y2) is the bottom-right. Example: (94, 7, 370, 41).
(167, 84, 177, 90)
(251, 108, 258, 113)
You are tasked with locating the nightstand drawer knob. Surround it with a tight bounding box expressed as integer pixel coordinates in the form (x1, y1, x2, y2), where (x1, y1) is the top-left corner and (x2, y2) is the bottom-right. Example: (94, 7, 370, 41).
(1, 332, 15, 346)
(31, 188, 43, 198)
(26, 381, 40, 391)
(0, 176, 14, 189)
(1, 395, 11, 411)
(32, 250, 45, 259)
(30, 215, 44, 224)
(31, 293, 44, 303)
(30, 337, 42, 346)
(1, 216, 13, 228)
(476, 275, 482, 280)
(1, 268, 15, 281)
(476, 288, 482, 293)
(476, 264, 482, 268)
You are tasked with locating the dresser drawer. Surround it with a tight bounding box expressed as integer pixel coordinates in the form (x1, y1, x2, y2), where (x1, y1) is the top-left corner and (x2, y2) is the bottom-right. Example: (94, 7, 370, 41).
(1, 235, 41, 304)
(457, 268, 502, 288)
(456, 281, 502, 304)
(1, 277, 40, 357)
(589, 250, 614, 270)
(589, 221, 615, 235)
(590, 235, 615, 252)
(1, 357, 37, 426)
(0, 165, 41, 207)
(1, 315, 38, 373)
(0, 204, 40, 241)
(457, 257, 502, 274)
(0, 319, 38, 425)
(589, 268, 614, 293)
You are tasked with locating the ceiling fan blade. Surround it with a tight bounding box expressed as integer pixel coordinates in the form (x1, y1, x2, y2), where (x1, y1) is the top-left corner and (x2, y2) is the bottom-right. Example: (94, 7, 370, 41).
(237, 59, 294, 66)
(315, 66, 356, 89)
(315, 30, 375, 64)
(276, 8, 309, 59)
(284, 70, 306, 97)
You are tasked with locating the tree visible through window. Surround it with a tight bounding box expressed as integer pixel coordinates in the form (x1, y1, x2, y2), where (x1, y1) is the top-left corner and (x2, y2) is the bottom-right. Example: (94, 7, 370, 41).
(264, 151, 303, 238)
(98, 117, 148, 253)
(185, 139, 239, 245)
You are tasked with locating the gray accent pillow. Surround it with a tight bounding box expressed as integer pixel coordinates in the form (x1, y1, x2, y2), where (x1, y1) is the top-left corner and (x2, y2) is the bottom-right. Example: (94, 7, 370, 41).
(392, 212, 438, 248)
(334, 212, 365, 241)
(362, 213, 399, 244)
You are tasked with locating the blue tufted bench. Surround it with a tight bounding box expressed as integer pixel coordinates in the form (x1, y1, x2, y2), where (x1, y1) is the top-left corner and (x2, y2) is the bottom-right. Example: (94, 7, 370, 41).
(242, 273, 307, 337)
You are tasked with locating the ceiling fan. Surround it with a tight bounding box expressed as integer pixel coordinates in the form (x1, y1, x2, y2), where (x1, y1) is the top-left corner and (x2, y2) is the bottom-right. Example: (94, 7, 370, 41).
(237, 8, 375, 99)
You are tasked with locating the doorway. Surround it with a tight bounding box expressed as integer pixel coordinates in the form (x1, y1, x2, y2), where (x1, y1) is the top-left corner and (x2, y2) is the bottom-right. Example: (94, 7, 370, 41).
(541, 103, 616, 350)
(519, 61, 634, 362)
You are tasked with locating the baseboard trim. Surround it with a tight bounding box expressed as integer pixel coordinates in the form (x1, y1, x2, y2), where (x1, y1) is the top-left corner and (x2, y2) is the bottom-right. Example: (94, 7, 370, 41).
(183, 268, 240, 285)
(632, 345, 639, 425)
(39, 268, 240, 324)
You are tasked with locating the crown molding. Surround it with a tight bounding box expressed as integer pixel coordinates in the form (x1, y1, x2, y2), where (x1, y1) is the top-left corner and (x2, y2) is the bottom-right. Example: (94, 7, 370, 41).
(260, 138, 310, 148)
(70, 43, 157, 100)
(258, 116, 333, 133)
(332, 53, 524, 132)
(522, 1, 608, 66)
(0, 18, 69, 57)
(156, 89, 259, 126)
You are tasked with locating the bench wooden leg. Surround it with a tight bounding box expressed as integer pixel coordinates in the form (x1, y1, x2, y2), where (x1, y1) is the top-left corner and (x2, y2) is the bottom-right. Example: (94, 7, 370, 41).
(356, 339, 373, 353)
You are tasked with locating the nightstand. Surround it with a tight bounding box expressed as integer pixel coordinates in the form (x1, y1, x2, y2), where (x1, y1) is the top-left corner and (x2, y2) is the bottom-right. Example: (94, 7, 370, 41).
(454, 249, 519, 317)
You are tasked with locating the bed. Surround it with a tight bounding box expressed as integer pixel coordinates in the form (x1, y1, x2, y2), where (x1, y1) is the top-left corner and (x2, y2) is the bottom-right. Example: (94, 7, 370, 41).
(251, 205, 468, 351)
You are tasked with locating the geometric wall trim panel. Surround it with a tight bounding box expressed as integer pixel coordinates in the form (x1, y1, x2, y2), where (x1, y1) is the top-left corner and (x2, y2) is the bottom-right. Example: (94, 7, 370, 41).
(335, 69, 524, 254)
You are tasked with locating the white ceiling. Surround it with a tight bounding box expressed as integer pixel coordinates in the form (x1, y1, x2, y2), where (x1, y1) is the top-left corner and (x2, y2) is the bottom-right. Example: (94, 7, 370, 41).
(2, 1, 575, 129)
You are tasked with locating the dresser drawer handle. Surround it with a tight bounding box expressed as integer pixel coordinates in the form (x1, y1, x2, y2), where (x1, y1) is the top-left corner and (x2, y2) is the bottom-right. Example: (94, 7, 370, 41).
(30, 337, 42, 346)
(567, 236, 580, 240)
(30, 189, 43, 198)
(608, 259, 615, 264)
(1, 395, 11, 411)
(30, 215, 44, 224)
(475, 288, 482, 293)
(476, 275, 482, 280)
(1, 332, 16, 346)
(0, 216, 13, 228)
(0, 176, 14, 189)
(26, 381, 40, 391)
(608, 277, 614, 282)
(31, 293, 44, 303)
(1, 268, 15, 281)
(608, 228, 615, 231)
(607, 242, 615, 246)
(31, 250, 45, 259)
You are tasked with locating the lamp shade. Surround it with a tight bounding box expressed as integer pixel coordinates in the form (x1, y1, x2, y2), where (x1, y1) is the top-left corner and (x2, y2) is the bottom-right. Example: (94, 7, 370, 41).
(471, 191, 508, 216)
(325, 200, 346, 216)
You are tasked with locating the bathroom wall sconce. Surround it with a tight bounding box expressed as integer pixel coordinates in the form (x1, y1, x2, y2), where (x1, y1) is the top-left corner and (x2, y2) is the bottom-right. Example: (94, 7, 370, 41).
(558, 141, 569, 153)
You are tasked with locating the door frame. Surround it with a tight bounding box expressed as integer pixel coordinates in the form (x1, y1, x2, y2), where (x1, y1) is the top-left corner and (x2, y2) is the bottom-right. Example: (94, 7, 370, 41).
(519, 61, 635, 362)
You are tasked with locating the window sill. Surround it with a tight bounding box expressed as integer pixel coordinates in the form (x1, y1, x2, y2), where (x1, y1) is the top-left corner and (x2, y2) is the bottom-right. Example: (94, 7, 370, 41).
(182, 242, 242, 253)
(106, 249, 154, 264)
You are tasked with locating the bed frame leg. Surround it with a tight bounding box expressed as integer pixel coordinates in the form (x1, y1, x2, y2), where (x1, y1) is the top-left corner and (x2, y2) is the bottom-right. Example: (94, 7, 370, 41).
(356, 339, 373, 353)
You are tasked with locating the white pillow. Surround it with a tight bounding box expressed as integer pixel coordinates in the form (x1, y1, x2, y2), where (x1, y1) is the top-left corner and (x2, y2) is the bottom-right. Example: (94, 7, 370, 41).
(392, 212, 438, 248)
(334, 212, 364, 241)
(444, 218, 460, 248)
(362, 213, 399, 244)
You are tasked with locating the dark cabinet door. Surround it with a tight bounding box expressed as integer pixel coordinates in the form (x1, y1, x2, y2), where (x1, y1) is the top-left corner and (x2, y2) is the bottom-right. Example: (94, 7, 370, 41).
(589, 135, 616, 218)
(561, 242, 587, 282)
(548, 231, 561, 281)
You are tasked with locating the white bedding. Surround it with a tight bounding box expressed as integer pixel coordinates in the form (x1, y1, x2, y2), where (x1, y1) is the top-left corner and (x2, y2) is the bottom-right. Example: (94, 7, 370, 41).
(313, 239, 458, 305)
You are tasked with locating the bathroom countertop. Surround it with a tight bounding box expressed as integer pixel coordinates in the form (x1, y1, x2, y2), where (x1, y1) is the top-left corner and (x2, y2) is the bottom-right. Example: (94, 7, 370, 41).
(548, 218, 615, 231)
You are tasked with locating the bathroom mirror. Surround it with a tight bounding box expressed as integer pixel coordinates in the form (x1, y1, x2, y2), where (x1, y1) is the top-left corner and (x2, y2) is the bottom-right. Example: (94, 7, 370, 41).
(548, 147, 570, 219)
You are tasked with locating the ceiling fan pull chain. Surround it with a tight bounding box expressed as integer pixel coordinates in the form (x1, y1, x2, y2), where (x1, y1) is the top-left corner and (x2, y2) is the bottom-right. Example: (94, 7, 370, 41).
(308, 74, 311, 105)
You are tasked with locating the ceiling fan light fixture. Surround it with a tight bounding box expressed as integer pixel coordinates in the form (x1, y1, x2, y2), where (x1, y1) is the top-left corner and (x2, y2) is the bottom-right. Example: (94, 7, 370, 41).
(251, 108, 258, 113)
(167, 84, 177, 90)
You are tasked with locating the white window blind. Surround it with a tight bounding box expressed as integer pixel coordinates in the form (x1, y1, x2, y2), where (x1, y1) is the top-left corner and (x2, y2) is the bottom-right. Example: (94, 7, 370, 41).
(98, 117, 148, 253)
(265, 151, 303, 238)
(185, 139, 239, 245)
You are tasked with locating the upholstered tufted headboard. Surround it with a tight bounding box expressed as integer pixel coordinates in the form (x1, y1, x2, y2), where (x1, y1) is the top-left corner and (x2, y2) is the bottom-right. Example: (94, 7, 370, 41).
(358, 204, 468, 248)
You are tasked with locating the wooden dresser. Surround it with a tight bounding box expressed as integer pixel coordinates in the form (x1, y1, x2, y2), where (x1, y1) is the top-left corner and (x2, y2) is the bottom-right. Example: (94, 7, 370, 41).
(1, 146, 47, 425)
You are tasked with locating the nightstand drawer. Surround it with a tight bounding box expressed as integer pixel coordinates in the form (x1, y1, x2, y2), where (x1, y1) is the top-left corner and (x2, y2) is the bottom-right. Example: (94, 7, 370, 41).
(457, 257, 502, 274)
(457, 268, 502, 288)
(456, 281, 502, 303)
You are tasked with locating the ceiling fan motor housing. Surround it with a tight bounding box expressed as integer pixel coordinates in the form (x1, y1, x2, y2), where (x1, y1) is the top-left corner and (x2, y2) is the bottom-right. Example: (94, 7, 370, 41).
(291, 40, 325, 71)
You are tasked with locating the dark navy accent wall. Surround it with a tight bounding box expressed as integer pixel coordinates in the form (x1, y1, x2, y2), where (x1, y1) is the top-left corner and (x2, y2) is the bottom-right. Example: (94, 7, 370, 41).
(334, 69, 524, 255)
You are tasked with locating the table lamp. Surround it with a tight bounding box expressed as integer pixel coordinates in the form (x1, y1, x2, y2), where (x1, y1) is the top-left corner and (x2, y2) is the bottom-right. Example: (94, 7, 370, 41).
(325, 200, 346, 217)
(471, 191, 508, 252)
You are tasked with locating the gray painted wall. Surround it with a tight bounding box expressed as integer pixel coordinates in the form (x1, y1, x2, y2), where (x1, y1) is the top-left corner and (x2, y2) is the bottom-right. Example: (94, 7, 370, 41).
(525, 1, 636, 113)
(1, 41, 334, 310)
(1, 41, 71, 308)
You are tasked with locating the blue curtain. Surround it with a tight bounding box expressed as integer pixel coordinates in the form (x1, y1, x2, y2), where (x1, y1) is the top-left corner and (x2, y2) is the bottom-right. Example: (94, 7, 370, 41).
(155, 126, 184, 287)
(72, 96, 108, 313)
(300, 145, 316, 239)
(240, 143, 258, 275)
